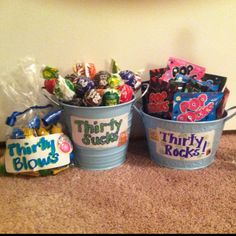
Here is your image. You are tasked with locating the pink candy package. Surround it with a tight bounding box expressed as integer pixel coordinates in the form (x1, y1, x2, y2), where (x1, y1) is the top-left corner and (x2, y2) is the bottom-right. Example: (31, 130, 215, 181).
(167, 57, 206, 81)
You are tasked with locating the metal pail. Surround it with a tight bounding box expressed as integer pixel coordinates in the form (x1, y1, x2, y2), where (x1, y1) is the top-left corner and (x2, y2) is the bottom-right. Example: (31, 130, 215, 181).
(134, 105, 236, 170)
(44, 87, 148, 170)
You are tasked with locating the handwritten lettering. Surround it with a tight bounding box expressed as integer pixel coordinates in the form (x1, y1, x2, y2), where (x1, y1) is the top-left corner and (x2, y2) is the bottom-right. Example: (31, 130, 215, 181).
(159, 131, 211, 159)
(74, 118, 123, 146)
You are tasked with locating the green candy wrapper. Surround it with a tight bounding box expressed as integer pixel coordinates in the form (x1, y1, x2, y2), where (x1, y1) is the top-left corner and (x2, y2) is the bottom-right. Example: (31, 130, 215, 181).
(42, 66, 59, 80)
(103, 88, 120, 106)
(54, 76, 76, 102)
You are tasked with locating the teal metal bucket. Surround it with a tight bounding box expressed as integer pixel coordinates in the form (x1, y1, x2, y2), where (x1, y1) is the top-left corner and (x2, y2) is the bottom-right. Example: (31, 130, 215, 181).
(44, 87, 148, 170)
(134, 105, 236, 170)
(61, 99, 135, 170)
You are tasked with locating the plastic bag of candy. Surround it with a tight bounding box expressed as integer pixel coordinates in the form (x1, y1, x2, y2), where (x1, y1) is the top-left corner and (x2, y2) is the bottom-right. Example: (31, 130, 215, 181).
(0, 57, 73, 177)
(142, 57, 229, 122)
(41, 59, 142, 107)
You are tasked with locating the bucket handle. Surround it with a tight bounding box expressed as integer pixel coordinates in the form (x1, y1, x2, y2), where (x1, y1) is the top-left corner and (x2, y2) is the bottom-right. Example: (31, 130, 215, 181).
(224, 106, 236, 122)
(42, 89, 61, 107)
(134, 83, 149, 103)
(133, 83, 149, 115)
(133, 103, 142, 116)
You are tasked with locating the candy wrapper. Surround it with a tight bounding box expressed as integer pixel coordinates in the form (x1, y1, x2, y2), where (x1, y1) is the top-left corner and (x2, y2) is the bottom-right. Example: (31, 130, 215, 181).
(167, 57, 206, 81)
(0, 58, 74, 176)
(172, 92, 224, 122)
(142, 57, 229, 122)
(44, 59, 142, 107)
(201, 73, 227, 92)
(142, 67, 185, 119)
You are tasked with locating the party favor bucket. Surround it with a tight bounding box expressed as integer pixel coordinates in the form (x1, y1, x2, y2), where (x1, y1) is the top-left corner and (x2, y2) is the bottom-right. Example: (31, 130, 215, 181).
(45, 87, 148, 170)
(134, 105, 236, 170)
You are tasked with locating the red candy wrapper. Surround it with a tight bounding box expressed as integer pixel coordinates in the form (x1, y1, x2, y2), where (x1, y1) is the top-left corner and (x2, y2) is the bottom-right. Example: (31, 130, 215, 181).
(118, 84, 133, 104)
(142, 68, 185, 119)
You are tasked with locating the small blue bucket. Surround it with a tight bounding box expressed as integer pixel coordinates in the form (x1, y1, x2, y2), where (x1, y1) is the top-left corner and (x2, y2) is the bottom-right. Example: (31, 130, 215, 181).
(134, 105, 236, 170)
(44, 88, 148, 170)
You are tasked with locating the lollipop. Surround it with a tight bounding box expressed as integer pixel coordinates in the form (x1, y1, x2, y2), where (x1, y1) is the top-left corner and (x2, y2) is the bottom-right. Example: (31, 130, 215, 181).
(118, 84, 134, 103)
(103, 88, 120, 106)
(42, 66, 59, 94)
(94, 71, 111, 89)
(73, 62, 96, 79)
(42, 66, 59, 80)
(119, 70, 142, 91)
(54, 76, 76, 102)
(107, 74, 124, 89)
(83, 89, 102, 106)
(74, 76, 95, 98)
(119, 70, 135, 86)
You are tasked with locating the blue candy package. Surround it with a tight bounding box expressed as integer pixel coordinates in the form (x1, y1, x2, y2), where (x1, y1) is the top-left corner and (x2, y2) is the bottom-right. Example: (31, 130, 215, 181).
(201, 73, 227, 92)
(172, 92, 224, 122)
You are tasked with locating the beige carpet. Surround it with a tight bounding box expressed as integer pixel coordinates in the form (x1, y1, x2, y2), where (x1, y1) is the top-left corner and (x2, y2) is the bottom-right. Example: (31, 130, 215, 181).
(0, 133, 235, 234)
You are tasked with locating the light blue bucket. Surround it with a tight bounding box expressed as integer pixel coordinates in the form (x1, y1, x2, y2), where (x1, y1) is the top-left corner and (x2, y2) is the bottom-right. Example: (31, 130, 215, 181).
(134, 105, 236, 170)
(45, 88, 148, 170)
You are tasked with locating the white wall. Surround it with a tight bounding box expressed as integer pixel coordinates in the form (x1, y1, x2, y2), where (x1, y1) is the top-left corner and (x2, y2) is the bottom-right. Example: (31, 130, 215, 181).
(0, 0, 236, 140)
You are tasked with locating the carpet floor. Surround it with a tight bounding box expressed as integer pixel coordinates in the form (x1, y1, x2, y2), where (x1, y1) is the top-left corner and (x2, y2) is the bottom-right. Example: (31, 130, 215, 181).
(0, 133, 235, 234)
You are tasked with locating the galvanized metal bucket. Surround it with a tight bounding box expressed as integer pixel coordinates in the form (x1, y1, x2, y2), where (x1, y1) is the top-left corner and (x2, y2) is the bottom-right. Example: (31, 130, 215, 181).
(134, 105, 236, 170)
(44, 87, 148, 170)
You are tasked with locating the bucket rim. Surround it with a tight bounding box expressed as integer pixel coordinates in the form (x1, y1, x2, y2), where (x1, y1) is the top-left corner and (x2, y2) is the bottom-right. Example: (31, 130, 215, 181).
(60, 96, 136, 109)
(140, 107, 227, 125)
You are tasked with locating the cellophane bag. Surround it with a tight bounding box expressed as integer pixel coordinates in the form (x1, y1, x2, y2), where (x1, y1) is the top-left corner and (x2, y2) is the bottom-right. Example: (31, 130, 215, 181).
(0, 57, 73, 177)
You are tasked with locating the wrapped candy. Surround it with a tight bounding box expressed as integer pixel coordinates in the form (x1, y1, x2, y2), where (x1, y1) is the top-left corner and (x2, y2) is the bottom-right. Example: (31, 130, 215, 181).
(23, 127, 36, 138)
(119, 70, 136, 86)
(54, 76, 76, 101)
(167, 57, 206, 81)
(201, 73, 227, 92)
(117, 84, 133, 104)
(41, 66, 59, 94)
(172, 92, 224, 122)
(36, 127, 50, 136)
(119, 70, 142, 91)
(96, 88, 106, 97)
(107, 74, 124, 89)
(103, 88, 120, 106)
(41, 66, 59, 79)
(185, 77, 218, 92)
(83, 89, 103, 106)
(143, 69, 183, 119)
(65, 73, 80, 85)
(73, 62, 96, 79)
(51, 123, 63, 134)
(94, 71, 111, 89)
(11, 128, 25, 139)
(74, 76, 95, 98)
(143, 57, 229, 122)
